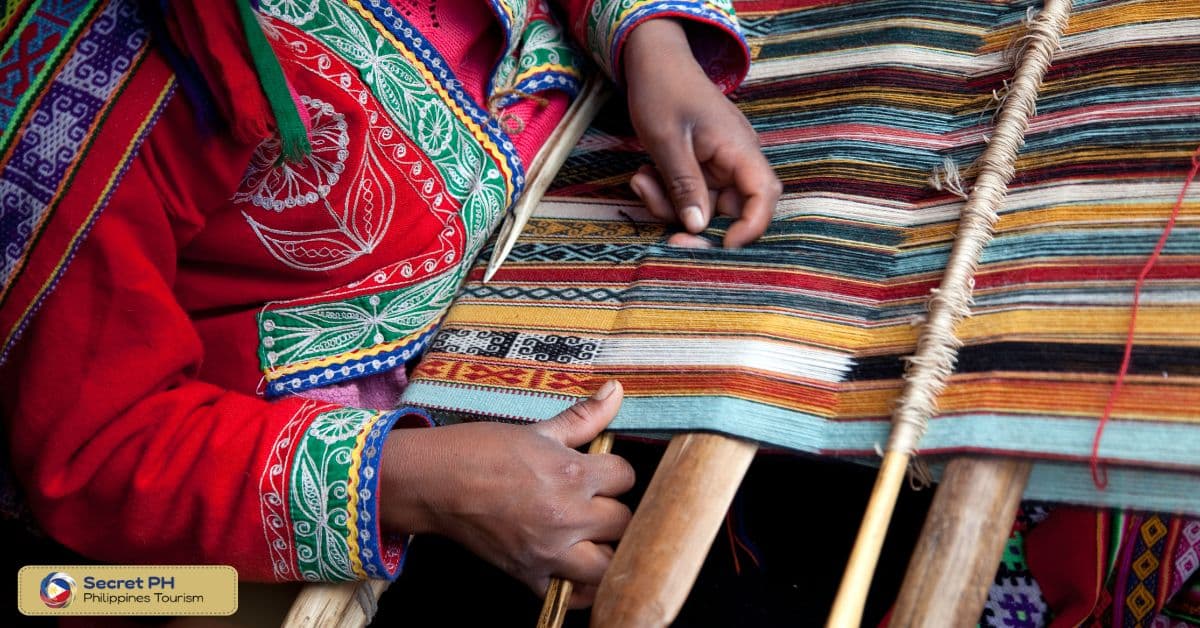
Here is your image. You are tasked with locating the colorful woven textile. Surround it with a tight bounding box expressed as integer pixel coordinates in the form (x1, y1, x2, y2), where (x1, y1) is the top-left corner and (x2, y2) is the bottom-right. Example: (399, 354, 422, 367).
(403, 0, 1200, 514)
(980, 506, 1053, 628)
(0, 0, 175, 363)
(1099, 514, 1200, 626)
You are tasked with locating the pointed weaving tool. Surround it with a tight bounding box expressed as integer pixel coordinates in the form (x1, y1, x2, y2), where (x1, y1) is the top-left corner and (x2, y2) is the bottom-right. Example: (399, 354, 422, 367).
(484, 78, 611, 283)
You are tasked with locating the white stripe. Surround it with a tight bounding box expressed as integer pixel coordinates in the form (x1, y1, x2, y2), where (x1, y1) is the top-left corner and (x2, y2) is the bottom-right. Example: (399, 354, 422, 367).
(593, 336, 853, 382)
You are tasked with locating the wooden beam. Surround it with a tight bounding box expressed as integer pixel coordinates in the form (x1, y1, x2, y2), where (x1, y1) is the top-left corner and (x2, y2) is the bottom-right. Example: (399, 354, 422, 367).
(591, 433, 758, 628)
(281, 580, 388, 628)
(889, 457, 1032, 627)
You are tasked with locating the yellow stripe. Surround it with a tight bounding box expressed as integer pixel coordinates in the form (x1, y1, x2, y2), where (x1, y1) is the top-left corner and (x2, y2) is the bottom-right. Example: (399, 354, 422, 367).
(836, 375, 1200, 422)
(905, 201, 1200, 246)
(263, 318, 440, 381)
(441, 303, 1200, 350)
(982, 0, 1200, 51)
(3, 76, 174, 351)
(343, 412, 380, 580)
(511, 63, 583, 87)
(346, 0, 516, 204)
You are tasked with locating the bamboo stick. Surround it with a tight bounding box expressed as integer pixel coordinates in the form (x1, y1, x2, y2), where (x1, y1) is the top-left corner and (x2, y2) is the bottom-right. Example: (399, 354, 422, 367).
(485, 78, 611, 283)
(827, 452, 910, 627)
(591, 433, 758, 628)
(826, 2, 1071, 624)
(537, 432, 616, 628)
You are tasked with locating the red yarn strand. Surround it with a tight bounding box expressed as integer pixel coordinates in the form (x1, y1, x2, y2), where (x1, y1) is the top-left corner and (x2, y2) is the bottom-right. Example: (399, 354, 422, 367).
(1090, 144, 1200, 488)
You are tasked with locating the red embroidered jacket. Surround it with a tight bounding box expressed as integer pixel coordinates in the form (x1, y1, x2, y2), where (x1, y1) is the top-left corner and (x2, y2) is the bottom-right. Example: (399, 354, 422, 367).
(1, 0, 747, 582)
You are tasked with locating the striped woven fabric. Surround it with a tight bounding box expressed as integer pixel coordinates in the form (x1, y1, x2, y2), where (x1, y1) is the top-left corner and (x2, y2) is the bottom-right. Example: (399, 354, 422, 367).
(402, 0, 1200, 514)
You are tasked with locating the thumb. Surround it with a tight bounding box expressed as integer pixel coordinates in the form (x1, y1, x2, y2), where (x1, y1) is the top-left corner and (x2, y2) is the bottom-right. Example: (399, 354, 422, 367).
(647, 133, 710, 233)
(536, 380, 623, 448)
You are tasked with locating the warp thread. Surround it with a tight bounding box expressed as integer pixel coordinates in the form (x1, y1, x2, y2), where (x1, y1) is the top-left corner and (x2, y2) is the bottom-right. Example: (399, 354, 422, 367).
(1090, 144, 1200, 488)
(887, 0, 1070, 456)
(724, 491, 762, 576)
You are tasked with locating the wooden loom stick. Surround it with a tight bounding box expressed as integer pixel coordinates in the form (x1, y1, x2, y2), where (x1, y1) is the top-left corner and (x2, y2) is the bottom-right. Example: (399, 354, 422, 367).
(537, 431, 616, 628)
(891, 458, 1032, 626)
(592, 433, 758, 627)
(484, 77, 611, 283)
(282, 77, 611, 628)
(282, 580, 389, 628)
(826, 1, 1071, 625)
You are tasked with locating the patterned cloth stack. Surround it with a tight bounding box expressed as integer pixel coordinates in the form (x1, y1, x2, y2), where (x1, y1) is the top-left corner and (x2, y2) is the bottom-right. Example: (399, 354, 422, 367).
(401, 0, 1200, 623)
(405, 0, 1200, 515)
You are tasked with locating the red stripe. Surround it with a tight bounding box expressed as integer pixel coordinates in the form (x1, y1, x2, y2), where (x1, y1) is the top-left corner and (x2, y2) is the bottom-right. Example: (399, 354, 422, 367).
(473, 261, 1200, 301)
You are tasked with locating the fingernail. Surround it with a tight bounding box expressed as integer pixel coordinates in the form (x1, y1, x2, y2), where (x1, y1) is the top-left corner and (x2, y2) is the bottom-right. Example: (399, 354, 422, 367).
(681, 206, 704, 232)
(630, 178, 644, 200)
(592, 380, 619, 401)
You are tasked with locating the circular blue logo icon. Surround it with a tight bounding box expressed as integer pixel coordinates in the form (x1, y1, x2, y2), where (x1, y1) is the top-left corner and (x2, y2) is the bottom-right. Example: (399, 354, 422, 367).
(40, 571, 76, 609)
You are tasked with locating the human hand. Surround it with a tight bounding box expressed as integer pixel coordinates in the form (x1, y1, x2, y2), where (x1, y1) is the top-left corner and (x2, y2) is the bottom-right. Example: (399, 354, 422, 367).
(623, 19, 781, 248)
(379, 381, 634, 607)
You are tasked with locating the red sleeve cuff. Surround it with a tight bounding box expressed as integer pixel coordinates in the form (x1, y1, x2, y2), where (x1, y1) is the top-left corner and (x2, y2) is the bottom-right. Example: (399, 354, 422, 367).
(262, 403, 432, 582)
(583, 0, 750, 93)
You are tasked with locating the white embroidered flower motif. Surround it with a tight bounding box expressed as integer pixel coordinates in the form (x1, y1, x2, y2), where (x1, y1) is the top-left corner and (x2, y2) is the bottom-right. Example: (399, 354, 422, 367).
(260, 0, 320, 26)
(237, 93, 399, 272)
(236, 96, 349, 212)
(308, 408, 371, 445)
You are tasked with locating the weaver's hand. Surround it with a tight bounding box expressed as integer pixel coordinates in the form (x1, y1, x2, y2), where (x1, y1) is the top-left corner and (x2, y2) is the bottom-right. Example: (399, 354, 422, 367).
(379, 381, 634, 607)
(624, 19, 780, 248)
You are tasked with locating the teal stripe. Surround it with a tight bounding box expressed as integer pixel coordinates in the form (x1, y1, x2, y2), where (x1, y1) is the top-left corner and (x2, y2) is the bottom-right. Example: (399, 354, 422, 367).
(402, 383, 1200, 469)
(403, 382, 1200, 514)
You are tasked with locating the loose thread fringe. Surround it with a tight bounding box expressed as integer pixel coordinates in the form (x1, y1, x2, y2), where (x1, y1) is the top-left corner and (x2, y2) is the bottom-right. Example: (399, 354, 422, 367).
(235, 0, 311, 162)
(1090, 144, 1200, 488)
(907, 455, 934, 490)
(724, 493, 762, 576)
(928, 156, 971, 200)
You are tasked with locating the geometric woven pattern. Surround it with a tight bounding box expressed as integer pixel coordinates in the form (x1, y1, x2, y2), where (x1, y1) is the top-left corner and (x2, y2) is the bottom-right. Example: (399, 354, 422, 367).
(405, 0, 1200, 514)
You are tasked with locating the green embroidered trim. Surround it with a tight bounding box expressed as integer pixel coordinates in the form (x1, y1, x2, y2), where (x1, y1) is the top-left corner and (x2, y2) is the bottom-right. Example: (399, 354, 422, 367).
(511, 19, 583, 87)
(486, 0, 528, 91)
(258, 0, 507, 239)
(254, 0, 514, 378)
(0, 0, 101, 157)
(0, 0, 45, 60)
(494, 55, 518, 94)
(260, 269, 459, 372)
(288, 406, 380, 581)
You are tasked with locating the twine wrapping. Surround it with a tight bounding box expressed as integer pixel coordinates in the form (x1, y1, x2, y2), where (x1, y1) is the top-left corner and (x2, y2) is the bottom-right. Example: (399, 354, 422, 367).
(886, 0, 1071, 456)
